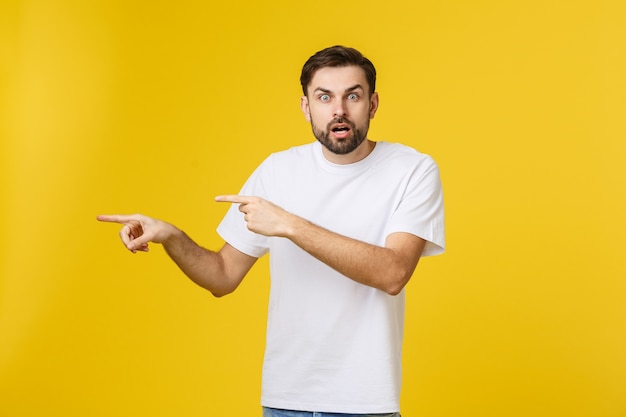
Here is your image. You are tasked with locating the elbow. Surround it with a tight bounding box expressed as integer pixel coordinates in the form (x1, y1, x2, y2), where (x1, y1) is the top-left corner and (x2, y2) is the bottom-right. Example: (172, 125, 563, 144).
(381, 251, 421, 295)
(193, 271, 240, 298)
(385, 285, 404, 296)
(381, 269, 413, 296)
(382, 252, 422, 295)
(381, 245, 420, 296)
(384, 279, 408, 296)
(201, 278, 238, 298)
(189, 279, 233, 298)
(209, 286, 236, 298)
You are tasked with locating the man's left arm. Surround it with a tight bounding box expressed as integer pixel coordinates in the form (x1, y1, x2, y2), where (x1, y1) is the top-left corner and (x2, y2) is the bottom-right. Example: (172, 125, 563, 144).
(215, 195, 426, 295)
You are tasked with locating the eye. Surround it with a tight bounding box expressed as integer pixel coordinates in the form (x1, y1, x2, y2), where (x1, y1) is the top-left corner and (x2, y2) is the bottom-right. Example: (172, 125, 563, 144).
(319, 94, 330, 102)
(348, 93, 359, 101)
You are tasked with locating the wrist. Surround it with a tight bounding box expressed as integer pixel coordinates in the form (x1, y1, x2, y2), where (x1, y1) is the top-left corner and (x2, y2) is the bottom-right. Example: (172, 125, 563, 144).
(283, 212, 305, 240)
(284, 213, 315, 243)
(160, 222, 183, 245)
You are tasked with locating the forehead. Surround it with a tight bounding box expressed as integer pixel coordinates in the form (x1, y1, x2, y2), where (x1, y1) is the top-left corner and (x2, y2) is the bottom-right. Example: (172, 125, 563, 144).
(307, 65, 369, 93)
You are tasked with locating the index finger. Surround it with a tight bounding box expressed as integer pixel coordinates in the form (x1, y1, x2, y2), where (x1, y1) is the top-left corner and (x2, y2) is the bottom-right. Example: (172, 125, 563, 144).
(96, 214, 138, 224)
(215, 195, 253, 204)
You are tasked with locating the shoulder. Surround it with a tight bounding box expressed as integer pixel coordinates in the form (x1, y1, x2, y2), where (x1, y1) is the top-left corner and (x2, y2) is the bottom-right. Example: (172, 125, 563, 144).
(375, 141, 439, 171)
(269, 142, 316, 160)
(260, 142, 317, 168)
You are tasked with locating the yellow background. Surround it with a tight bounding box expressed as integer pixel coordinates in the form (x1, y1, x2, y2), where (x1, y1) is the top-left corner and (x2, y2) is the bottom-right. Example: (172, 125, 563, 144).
(1, 0, 625, 416)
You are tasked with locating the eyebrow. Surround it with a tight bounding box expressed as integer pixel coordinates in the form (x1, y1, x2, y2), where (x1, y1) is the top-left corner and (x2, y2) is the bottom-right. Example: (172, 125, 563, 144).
(313, 84, 365, 95)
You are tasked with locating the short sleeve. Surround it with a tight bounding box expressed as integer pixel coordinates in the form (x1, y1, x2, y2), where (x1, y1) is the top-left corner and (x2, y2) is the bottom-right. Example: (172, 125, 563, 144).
(386, 156, 445, 256)
(216, 161, 271, 258)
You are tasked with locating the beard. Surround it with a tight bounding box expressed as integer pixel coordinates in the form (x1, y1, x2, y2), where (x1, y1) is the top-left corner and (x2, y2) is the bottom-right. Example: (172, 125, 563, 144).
(311, 117, 369, 155)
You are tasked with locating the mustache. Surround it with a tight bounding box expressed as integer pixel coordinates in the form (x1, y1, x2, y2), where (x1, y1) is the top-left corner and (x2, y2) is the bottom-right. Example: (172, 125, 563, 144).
(328, 117, 355, 129)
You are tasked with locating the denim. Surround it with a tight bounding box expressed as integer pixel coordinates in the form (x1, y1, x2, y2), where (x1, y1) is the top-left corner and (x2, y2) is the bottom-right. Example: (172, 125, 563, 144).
(262, 407, 401, 417)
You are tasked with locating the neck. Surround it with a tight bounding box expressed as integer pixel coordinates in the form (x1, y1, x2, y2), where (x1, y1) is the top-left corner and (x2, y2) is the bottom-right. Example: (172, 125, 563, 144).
(322, 139, 376, 165)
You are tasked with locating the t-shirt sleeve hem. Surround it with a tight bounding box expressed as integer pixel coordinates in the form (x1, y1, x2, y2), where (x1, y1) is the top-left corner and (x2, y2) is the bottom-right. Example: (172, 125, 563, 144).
(216, 224, 267, 258)
(386, 224, 445, 257)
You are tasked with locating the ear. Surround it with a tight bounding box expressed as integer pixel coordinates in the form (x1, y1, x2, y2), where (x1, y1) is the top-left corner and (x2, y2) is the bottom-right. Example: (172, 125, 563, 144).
(300, 96, 311, 122)
(369, 92, 379, 119)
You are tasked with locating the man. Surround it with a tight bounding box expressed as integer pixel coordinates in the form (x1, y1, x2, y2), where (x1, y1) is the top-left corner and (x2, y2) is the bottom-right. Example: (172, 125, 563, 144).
(98, 45, 445, 417)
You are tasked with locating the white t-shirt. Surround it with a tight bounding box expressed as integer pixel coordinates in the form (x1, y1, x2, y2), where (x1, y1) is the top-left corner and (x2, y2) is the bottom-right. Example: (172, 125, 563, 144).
(217, 141, 445, 413)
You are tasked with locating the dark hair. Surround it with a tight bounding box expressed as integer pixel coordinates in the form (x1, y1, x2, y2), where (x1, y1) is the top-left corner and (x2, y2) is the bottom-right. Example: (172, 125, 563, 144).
(300, 45, 377, 96)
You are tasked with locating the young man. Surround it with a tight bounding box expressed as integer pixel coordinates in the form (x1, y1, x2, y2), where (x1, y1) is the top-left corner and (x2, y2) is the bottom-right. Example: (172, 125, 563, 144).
(98, 46, 445, 416)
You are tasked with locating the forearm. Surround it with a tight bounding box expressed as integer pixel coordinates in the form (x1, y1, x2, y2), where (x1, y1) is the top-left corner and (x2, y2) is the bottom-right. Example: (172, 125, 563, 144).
(213, 195, 424, 294)
(162, 227, 240, 297)
(284, 215, 424, 295)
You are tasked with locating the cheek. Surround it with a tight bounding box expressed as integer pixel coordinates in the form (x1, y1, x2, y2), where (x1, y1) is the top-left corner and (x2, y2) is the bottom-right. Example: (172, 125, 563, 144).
(308, 108, 325, 124)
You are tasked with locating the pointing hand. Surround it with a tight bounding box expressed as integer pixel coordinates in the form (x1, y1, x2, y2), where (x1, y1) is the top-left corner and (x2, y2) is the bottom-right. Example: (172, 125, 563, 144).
(96, 214, 174, 253)
(215, 195, 295, 238)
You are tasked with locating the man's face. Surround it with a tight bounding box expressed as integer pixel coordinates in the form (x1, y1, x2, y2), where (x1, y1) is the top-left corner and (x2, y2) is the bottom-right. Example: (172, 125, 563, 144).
(301, 65, 379, 157)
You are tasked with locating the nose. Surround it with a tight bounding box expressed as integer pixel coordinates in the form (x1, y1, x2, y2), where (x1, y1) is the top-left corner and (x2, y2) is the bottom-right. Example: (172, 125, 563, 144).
(333, 100, 347, 117)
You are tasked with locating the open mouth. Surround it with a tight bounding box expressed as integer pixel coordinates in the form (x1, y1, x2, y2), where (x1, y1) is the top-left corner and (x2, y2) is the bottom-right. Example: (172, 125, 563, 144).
(331, 123, 351, 138)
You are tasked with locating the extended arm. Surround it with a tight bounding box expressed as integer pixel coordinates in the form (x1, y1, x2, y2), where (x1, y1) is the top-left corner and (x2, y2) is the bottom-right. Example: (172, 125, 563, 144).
(215, 196, 425, 295)
(97, 214, 256, 297)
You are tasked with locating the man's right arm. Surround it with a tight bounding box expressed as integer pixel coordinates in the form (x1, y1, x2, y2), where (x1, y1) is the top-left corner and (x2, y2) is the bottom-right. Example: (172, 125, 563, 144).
(97, 214, 257, 297)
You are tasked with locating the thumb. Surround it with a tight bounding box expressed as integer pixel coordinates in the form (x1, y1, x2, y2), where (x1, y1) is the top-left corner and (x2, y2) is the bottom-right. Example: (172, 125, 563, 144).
(127, 233, 152, 252)
(122, 224, 151, 252)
